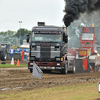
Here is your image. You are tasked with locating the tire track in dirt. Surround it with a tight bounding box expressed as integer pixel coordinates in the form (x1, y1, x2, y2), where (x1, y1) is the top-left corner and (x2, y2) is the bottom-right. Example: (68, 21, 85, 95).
(0, 68, 100, 91)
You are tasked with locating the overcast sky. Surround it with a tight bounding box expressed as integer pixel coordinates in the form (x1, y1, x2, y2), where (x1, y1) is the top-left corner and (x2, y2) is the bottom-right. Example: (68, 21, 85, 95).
(0, 0, 65, 32)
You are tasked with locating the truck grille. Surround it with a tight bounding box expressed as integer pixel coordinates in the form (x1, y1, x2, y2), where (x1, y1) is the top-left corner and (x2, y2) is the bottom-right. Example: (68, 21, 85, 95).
(40, 45, 50, 58)
(31, 45, 60, 60)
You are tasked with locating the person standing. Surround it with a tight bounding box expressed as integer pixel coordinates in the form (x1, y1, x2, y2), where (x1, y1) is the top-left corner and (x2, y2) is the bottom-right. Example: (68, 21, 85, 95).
(22, 49, 24, 61)
(10, 48, 14, 58)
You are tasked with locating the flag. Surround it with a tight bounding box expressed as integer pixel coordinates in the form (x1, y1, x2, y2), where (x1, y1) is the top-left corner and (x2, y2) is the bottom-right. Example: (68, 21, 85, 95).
(32, 62, 43, 79)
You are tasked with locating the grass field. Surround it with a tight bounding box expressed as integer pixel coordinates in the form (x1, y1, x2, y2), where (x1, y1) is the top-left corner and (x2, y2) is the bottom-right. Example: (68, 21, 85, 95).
(0, 82, 100, 100)
(0, 64, 27, 68)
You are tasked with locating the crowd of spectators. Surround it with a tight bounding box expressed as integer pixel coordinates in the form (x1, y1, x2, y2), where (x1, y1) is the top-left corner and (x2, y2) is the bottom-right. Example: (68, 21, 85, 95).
(8, 48, 29, 61)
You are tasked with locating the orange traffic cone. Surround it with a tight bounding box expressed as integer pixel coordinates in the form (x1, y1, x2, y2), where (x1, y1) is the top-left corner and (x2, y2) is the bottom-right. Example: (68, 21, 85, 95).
(17, 59, 20, 66)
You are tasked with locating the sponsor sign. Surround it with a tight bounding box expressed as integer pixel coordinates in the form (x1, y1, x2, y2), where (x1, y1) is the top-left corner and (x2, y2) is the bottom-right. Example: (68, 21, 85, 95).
(79, 50, 87, 56)
(81, 44, 93, 48)
(82, 27, 94, 33)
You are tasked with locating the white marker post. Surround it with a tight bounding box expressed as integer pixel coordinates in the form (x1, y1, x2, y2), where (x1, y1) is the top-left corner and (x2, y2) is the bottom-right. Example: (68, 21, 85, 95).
(98, 82, 100, 93)
(97, 82, 100, 100)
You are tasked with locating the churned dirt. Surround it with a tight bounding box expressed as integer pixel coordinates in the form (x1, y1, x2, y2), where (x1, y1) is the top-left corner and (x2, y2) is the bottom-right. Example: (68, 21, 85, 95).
(0, 60, 100, 94)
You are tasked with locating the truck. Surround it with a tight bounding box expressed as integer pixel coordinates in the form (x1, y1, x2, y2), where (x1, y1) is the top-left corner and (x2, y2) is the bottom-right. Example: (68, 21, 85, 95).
(0, 46, 7, 61)
(0, 43, 12, 61)
(1, 43, 12, 52)
(68, 26, 100, 73)
(27, 22, 69, 74)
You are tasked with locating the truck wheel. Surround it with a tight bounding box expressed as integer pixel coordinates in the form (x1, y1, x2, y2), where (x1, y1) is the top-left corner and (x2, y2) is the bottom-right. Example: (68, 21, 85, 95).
(72, 60, 76, 74)
(30, 69, 33, 73)
(95, 66, 99, 72)
(61, 61, 68, 74)
(92, 63, 99, 72)
(95, 66, 97, 72)
(72, 65, 76, 74)
(93, 66, 99, 72)
(1, 51, 6, 61)
(97, 66, 99, 72)
(1, 62, 6, 64)
(75, 59, 83, 73)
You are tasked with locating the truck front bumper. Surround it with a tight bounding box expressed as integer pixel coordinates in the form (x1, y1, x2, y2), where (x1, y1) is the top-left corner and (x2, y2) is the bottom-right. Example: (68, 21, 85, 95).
(28, 62, 65, 70)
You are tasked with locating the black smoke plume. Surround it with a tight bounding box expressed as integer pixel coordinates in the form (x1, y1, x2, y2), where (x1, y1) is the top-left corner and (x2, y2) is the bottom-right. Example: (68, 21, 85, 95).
(63, 0, 100, 27)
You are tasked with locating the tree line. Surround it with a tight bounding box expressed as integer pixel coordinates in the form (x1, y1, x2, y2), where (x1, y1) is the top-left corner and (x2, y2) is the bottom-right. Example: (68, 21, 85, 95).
(0, 28, 31, 45)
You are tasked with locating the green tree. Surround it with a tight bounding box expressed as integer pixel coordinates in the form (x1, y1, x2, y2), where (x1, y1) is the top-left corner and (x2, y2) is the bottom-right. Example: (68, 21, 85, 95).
(14, 28, 31, 45)
(15, 28, 31, 38)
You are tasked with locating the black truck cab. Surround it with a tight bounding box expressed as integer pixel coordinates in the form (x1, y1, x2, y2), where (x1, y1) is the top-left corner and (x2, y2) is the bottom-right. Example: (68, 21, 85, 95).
(27, 22, 68, 74)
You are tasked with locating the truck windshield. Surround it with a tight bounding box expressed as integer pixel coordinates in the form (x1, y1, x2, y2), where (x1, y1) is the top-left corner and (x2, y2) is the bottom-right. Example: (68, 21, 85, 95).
(82, 33, 94, 40)
(31, 32, 62, 42)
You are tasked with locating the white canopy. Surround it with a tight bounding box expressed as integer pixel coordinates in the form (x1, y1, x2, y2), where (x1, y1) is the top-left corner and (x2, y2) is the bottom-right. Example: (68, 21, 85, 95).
(20, 40, 29, 48)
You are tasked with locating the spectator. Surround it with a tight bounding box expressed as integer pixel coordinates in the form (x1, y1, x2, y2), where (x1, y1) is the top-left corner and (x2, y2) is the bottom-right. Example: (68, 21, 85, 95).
(22, 49, 24, 61)
(10, 48, 14, 58)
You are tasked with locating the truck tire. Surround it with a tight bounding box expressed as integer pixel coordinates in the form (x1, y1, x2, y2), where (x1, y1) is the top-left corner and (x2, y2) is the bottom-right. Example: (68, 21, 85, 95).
(96, 66, 99, 72)
(89, 63, 97, 72)
(30, 69, 33, 73)
(1, 51, 6, 61)
(72, 60, 76, 74)
(92, 63, 99, 72)
(75, 59, 83, 73)
(61, 61, 68, 74)
(94, 66, 97, 72)
(72, 65, 76, 74)
(1, 62, 6, 64)
(94, 66, 99, 72)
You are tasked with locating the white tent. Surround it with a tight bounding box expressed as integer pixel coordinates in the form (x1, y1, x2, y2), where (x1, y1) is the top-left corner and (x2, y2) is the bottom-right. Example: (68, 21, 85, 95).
(20, 40, 29, 49)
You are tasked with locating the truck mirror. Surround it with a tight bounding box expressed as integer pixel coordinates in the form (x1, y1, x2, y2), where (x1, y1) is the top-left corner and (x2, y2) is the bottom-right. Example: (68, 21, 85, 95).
(65, 35, 68, 43)
(63, 33, 68, 43)
(27, 34, 29, 43)
(63, 33, 65, 42)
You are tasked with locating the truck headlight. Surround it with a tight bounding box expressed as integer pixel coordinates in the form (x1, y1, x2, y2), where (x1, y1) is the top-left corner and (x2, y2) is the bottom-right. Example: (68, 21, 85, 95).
(32, 43, 35, 46)
(55, 57, 63, 61)
(55, 57, 60, 61)
(30, 56, 36, 61)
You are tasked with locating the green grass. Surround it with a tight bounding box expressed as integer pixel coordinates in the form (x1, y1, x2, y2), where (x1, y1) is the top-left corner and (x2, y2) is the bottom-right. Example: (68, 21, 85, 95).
(0, 64, 27, 68)
(0, 83, 100, 100)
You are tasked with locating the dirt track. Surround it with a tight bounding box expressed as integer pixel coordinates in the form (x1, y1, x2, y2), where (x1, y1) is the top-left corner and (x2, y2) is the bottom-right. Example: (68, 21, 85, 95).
(0, 60, 100, 93)
(0, 67, 100, 92)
